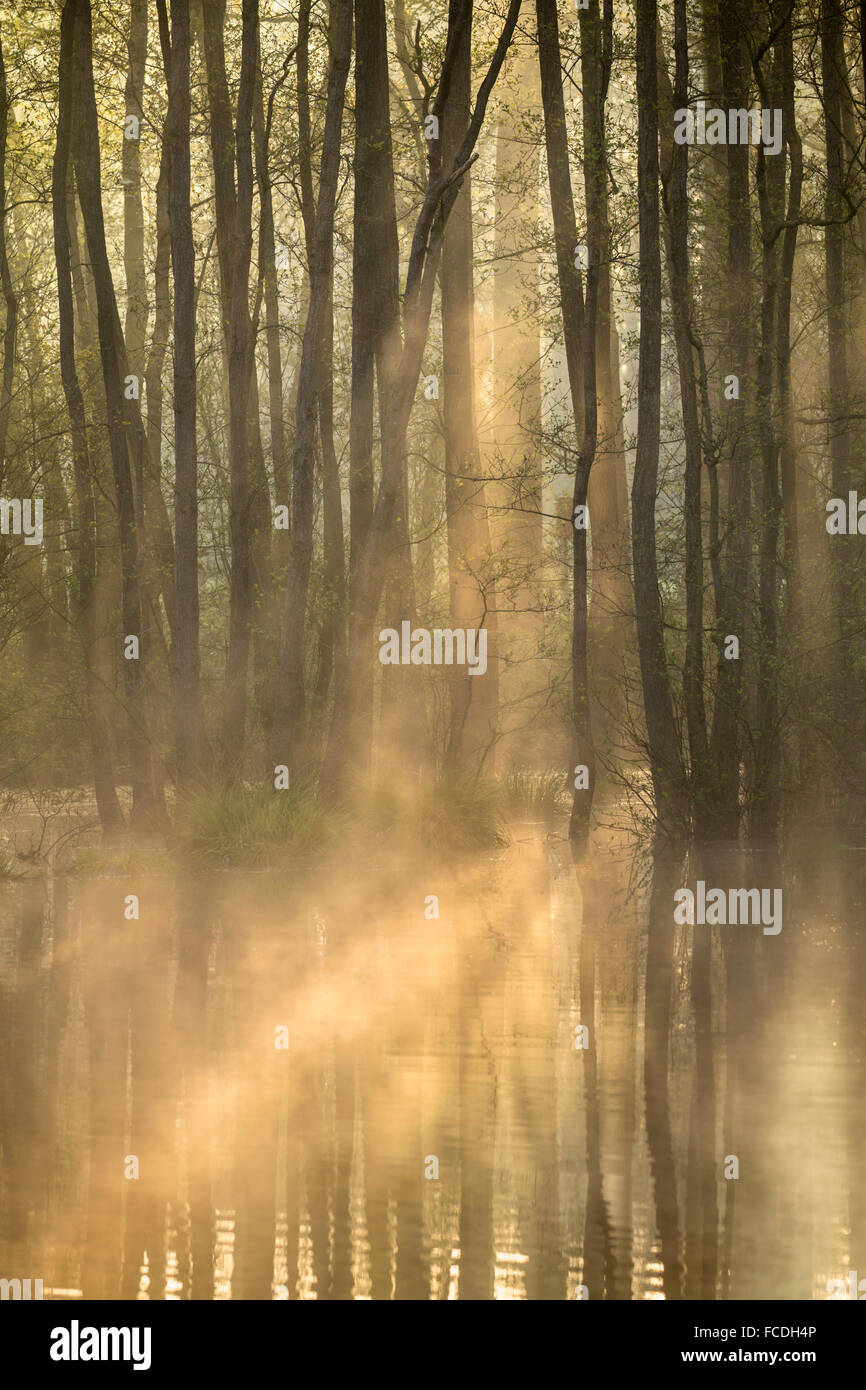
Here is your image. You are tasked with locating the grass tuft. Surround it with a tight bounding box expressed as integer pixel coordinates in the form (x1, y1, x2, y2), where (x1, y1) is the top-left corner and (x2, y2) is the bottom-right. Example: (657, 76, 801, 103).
(500, 769, 569, 819)
(175, 782, 343, 868)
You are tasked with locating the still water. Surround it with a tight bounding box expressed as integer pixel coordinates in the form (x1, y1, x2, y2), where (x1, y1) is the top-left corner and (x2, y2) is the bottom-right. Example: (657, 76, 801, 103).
(1, 827, 863, 1299)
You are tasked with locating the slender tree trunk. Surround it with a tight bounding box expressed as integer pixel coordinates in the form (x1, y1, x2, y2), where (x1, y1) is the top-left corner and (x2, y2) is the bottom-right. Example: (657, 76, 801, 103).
(168, 0, 204, 781)
(224, 0, 257, 759)
(441, 0, 499, 772)
(340, 0, 403, 778)
(491, 38, 542, 768)
(52, 0, 124, 831)
(537, 0, 588, 822)
(587, 0, 631, 780)
(322, 0, 523, 793)
(70, 0, 159, 827)
(144, 29, 171, 492)
(271, 0, 352, 776)
(776, 7, 804, 788)
(823, 0, 858, 773)
(0, 33, 17, 479)
(125, 1, 175, 806)
(253, 58, 289, 579)
(658, 0, 710, 831)
(311, 271, 347, 730)
(201, 0, 260, 764)
(751, 15, 792, 838)
(633, 0, 686, 836)
(708, 1, 754, 836)
(123, 0, 148, 380)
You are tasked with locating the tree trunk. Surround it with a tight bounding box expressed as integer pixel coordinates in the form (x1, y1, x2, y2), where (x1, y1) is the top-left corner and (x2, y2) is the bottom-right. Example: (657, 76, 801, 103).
(321, 0, 523, 794)
(123, 0, 148, 379)
(270, 0, 352, 777)
(0, 32, 17, 477)
(633, 0, 686, 836)
(201, 0, 262, 765)
(491, 38, 542, 768)
(708, 0, 754, 837)
(823, 0, 859, 780)
(658, 0, 710, 831)
(341, 0, 403, 777)
(168, 0, 204, 781)
(52, 0, 124, 831)
(70, 0, 159, 827)
(441, 0, 499, 772)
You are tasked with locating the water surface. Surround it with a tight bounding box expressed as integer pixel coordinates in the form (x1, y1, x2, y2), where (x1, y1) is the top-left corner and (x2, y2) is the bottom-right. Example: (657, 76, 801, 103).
(1, 828, 862, 1299)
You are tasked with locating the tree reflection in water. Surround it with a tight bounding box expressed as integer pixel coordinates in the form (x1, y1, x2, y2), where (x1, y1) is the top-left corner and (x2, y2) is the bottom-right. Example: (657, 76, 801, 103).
(0, 829, 861, 1300)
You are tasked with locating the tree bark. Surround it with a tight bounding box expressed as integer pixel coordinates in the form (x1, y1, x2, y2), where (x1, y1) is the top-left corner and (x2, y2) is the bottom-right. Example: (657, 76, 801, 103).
(52, 0, 124, 831)
(168, 0, 204, 780)
(708, 0, 754, 836)
(658, 0, 710, 830)
(822, 0, 858, 770)
(270, 0, 352, 776)
(70, 0, 159, 826)
(201, 0, 268, 765)
(633, 0, 686, 836)
(441, 0, 499, 772)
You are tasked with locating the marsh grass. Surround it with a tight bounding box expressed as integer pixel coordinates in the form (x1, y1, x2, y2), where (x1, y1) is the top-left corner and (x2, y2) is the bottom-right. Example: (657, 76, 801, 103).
(500, 769, 569, 819)
(175, 781, 342, 867)
(56, 768, 569, 874)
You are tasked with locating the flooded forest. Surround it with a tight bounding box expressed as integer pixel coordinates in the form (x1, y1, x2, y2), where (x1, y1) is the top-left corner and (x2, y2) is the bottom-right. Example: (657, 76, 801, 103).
(1, 0, 865, 1302)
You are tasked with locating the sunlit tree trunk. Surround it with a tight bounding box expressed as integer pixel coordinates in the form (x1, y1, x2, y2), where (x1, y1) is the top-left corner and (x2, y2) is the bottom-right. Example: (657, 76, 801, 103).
(323, 0, 522, 794)
(536, 0, 588, 822)
(271, 0, 352, 777)
(340, 0, 402, 778)
(201, 0, 269, 766)
(491, 38, 542, 768)
(441, 0, 499, 772)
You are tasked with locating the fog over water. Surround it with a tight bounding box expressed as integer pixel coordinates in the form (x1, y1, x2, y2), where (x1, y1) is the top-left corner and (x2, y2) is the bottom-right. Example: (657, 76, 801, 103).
(2, 824, 862, 1300)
